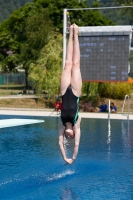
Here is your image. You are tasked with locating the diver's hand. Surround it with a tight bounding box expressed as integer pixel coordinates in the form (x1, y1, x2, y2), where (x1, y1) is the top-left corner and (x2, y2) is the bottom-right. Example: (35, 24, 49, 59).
(65, 158, 74, 164)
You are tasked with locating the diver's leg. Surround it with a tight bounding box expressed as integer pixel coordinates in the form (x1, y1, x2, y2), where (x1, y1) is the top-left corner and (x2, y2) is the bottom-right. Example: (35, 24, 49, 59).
(71, 24, 82, 97)
(60, 24, 74, 95)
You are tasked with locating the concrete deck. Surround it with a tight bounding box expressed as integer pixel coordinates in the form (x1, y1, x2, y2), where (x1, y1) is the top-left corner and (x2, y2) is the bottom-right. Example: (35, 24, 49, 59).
(0, 108, 132, 120)
(0, 95, 37, 99)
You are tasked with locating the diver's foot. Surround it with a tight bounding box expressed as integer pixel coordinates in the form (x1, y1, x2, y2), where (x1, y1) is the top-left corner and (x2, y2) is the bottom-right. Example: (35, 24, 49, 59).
(73, 23, 79, 38)
(69, 24, 74, 38)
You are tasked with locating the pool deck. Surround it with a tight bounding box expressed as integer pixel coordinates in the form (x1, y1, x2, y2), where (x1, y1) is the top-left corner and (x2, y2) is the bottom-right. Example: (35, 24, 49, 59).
(0, 108, 132, 120)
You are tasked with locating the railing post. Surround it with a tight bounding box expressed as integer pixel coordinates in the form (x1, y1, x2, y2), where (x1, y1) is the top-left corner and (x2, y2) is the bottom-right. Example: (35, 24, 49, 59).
(63, 9, 67, 69)
(107, 99, 111, 144)
(108, 99, 110, 120)
(122, 94, 130, 120)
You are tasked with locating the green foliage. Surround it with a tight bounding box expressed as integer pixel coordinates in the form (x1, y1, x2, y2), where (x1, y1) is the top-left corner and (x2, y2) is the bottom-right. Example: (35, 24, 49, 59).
(0, 0, 32, 23)
(0, 3, 53, 87)
(89, 82, 99, 96)
(116, 0, 133, 27)
(87, 95, 100, 107)
(0, 0, 123, 26)
(19, 7, 53, 69)
(0, 0, 131, 98)
(99, 82, 132, 99)
(82, 82, 99, 97)
(0, 2, 41, 71)
(1, 54, 20, 72)
(25, 8, 52, 50)
(81, 82, 100, 106)
(29, 32, 62, 96)
(82, 81, 132, 102)
(88, 0, 133, 25)
(0, 0, 115, 87)
(116, 0, 133, 5)
(33, 0, 114, 32)
(82, 82, 90, 96)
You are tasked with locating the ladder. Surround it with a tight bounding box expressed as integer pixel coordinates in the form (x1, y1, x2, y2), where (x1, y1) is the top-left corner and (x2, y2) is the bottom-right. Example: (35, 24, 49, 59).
(122, 95, 130, 120)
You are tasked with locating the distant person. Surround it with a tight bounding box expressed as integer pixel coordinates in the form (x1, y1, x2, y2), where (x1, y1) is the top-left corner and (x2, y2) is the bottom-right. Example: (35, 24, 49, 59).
(88, 102, 95, 112)
(54, 99, 62, 114)
(99, 101, 108, 112)
(110, 102, 117, 113)
(33, 88, 36, 94)
(82, 101, 89, 112)
(82, 101, 95, 112)
(23, 87, 27, 94)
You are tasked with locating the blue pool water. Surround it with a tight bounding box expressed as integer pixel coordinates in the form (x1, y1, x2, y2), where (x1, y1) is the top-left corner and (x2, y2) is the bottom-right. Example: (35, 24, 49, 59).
(0, 115, 133, 200)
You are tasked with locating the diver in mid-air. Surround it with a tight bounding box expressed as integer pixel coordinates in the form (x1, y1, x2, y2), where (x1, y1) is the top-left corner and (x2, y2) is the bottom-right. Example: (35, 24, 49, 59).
(58, 24, 82, 164)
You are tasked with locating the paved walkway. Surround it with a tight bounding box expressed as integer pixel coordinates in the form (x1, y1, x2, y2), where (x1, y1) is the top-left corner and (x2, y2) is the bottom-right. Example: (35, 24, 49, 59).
(0, 95, 37, 99)
(0, 108, 132, 120)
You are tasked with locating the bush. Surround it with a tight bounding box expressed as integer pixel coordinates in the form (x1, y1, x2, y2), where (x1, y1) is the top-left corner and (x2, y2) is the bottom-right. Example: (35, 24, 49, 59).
(87, 95, 100, 107)
(99, 82, 132, 100)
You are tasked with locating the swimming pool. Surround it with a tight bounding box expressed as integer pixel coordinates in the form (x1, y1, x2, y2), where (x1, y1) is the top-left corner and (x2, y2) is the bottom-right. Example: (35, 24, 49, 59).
(0, 115, 133, 200)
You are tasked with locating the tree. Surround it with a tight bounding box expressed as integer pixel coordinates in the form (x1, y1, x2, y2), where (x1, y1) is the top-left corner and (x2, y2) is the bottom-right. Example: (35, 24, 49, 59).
(33, 0, 114, 32)
(0, 2, 41, 72)
(19, 7, 53, 88)
(0, 0, 115, 92)
(0, 0, 32, 23)
(0, 3, 53, 87)
(116, 0, 133, 4)
(29, 32, 62, 96)
(115, 0, 133, 24)
(98, 82, 132, 99)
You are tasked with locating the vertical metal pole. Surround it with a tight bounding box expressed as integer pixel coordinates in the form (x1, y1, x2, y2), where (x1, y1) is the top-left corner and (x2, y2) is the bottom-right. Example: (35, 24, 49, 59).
(107, 99, 111, 144)
(7, 73, 8, 94)
(128, 96, 130, 120)
(127, 96, 130, 135)
(63, 9, 67, 68)
(108, 99, 110, 120)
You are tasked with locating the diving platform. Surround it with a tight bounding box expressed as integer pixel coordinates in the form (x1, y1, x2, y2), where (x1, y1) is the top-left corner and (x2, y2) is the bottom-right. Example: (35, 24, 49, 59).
(0, 118, 44, 129)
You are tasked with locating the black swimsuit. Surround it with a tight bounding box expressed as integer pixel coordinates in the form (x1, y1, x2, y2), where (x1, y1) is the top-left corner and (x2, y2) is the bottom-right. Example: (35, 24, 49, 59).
(61, 86, 79, 126)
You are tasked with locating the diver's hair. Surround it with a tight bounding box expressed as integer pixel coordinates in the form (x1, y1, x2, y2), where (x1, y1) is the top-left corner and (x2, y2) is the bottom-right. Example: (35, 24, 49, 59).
(111, 102, 114, 106)
(64, 130, 75, 139)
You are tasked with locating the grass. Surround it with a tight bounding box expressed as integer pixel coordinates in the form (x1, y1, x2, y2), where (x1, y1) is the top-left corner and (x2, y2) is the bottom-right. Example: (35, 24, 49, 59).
(0, 84, 25, 89)
(0, 96, 132, 113)
(0, 84, 133, 112)
(0, 84, 33, 96)
(0, 98, 47, 108)
(0, 84, 54, 108)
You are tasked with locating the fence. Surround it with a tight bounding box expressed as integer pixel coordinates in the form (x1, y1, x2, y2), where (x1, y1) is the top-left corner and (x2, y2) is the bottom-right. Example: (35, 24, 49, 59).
(0, 73, 26, 85)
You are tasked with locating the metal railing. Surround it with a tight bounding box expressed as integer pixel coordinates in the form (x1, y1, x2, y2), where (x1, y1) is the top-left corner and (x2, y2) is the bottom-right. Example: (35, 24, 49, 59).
(108, 100, 110, 120)
(122, 95, 130, 120)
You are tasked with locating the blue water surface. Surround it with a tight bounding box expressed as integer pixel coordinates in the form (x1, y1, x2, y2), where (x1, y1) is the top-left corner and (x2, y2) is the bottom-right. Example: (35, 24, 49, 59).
(0, 115, 133, 200)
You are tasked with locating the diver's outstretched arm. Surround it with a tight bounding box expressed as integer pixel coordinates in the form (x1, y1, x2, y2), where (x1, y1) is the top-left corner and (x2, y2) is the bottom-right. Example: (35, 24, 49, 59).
(72, 117, 81, 160)
(58, 120, 73, 164)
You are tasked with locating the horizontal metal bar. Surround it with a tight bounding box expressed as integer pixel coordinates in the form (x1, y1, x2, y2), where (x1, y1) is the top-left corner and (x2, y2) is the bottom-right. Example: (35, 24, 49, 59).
(67, 6, 133, 11)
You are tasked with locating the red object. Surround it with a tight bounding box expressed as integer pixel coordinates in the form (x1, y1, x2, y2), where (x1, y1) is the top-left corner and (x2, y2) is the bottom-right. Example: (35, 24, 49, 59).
(54, 102, 62, 111)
